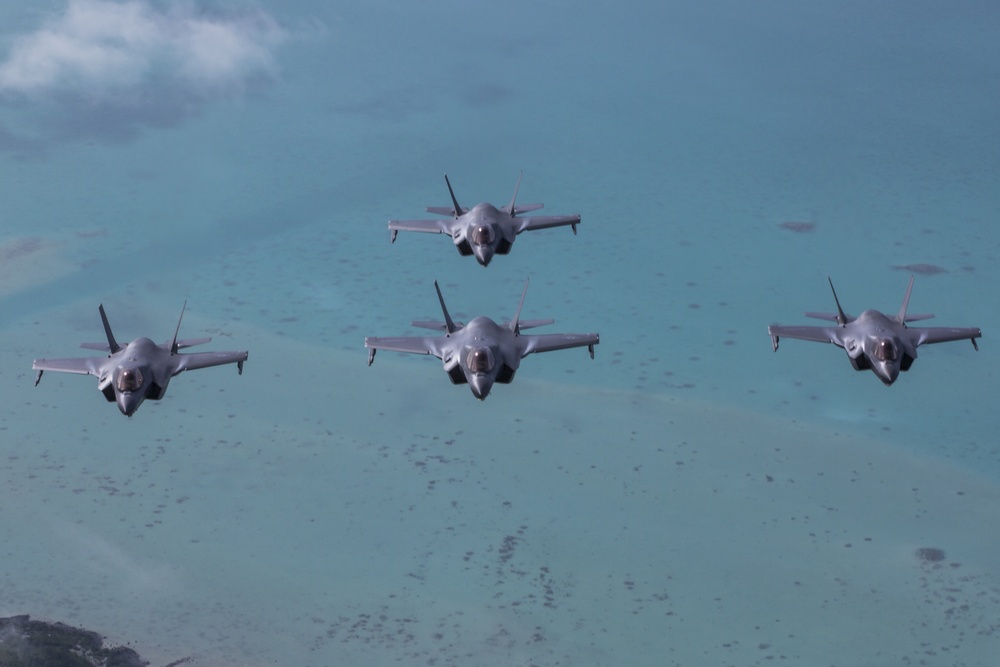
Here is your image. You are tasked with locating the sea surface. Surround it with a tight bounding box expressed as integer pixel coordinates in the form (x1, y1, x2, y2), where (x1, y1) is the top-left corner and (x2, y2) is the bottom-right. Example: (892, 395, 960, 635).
(1, 1, 998, 665)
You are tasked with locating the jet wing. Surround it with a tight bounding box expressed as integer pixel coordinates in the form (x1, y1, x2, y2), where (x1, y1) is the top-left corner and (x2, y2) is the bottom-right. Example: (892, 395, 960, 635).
(521, 333, 599, 357)
(388, 219, 455, 235)
(515, 214, 581, 234)
(32, 356, 105, 377)
(767, 325, 846, 351)
(173, 350, 248, 374)
(908, 326, 981, 348)
(365, 336, 443, 358)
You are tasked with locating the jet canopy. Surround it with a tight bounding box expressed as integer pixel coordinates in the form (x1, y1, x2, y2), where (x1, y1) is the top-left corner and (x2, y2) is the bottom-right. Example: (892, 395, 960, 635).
(466, 347, 495, 373)
(470, 224, 495, 246)
(870, 337, 898, 362)
(116, 367, 144, 392)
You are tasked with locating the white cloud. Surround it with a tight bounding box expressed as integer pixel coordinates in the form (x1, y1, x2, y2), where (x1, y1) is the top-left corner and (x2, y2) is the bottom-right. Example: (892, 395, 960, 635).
(0, 0, 286, 99)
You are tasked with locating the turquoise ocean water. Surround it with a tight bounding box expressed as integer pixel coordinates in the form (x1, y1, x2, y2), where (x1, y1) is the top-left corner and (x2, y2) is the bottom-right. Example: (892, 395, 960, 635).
(1, 1, 998, 665)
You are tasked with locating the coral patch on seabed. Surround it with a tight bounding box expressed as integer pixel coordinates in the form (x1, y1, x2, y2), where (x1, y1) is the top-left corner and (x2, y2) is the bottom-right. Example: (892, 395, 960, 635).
(891, 263, 948, 275)
(0, 615, 151, 667)
(778, 221, 816, 233)
(0, 236, 75, 297)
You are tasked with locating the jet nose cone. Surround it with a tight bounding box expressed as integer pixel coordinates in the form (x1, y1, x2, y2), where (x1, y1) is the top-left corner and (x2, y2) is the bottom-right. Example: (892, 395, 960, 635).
(469, 375, 493, 400)
(473, 247, 494, 267)
(873, 363, 899, 386)
(117, 392, 142, 416)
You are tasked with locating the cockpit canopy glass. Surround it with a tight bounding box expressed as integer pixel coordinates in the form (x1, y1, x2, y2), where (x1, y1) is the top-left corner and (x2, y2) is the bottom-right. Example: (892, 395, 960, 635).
(466, 347, 495, 373)
(470, 224, 495, 246)
(116, 367, 144, 392)
(871, 337, 898, 362)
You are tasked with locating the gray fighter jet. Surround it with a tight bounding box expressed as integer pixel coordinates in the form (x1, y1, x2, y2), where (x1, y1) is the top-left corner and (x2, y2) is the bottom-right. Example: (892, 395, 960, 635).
(33, 303, 248, 416)
(365, 280, 599, 399)
(768, 276, 981, 385)
(388, 173, 580, 267)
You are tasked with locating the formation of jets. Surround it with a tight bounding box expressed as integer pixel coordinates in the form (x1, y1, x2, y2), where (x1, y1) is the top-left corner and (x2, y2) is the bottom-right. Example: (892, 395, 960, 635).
(29, 171, 985, 416)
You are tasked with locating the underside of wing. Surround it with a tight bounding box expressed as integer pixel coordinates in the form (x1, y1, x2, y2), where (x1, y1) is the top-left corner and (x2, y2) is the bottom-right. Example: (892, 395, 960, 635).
(515, 214, 581, 234)
(32, 356, 104, 376)
(521, 332, 599, 356)
(768, 325, 845, 350)
(365, 336, 443, 359)
(388, 219, 454, 235)
(173, 350, 248, 373)
(909, 326, 982, 347)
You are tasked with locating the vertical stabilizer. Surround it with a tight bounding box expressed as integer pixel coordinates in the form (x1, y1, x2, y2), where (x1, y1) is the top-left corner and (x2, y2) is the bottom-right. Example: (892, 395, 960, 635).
(170, 301, 187, 354)
(433, 281, 458, 334)
(444, 174, 462, 218)
(98, 304, 121, 354)
(896, 275, 915, 324)
(827, 277, 849, 326)
(504, 171, 524, 214)
(509, 278, 529, 334)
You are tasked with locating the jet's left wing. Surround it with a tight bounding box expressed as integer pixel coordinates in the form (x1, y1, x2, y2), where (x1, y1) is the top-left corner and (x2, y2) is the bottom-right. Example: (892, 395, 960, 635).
(908, 326, 981, 349)
(515, 214, 580, 234)
(767, 325, 846, 352)
(173, 351, 248, 374)
(365, 336, 445, 364)
(32, 356, 105, 385)
(520, 333, 599, 358)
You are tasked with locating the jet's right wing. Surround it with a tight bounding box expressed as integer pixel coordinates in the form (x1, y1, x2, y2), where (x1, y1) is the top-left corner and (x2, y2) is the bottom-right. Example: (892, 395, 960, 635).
(767, 325, 846, 352)
(32, 356, 105, 385)
(388, 218, 458, 243)
(365, 336, 445, 364)
(389, 219, 454, 234)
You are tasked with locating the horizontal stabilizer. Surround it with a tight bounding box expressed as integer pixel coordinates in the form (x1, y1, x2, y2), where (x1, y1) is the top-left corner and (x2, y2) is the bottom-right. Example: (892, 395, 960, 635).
(426, 206, 468, 216)
(173, 337, 212, 349)
(904, 313, 935, 322)
(80, 342, 111, 351)
(504, 318, 553, 330)
(513, 204, 544, 214)
(804, 311, 853, 322)
(411, 320, 465, 331)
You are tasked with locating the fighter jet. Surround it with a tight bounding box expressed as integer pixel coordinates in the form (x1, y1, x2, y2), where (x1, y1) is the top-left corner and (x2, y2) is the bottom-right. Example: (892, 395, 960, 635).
(33, 302, 248, 416)
(365, 280, 599, 399)
(388, 173, 580, 267)
(768, 276, 981, 385)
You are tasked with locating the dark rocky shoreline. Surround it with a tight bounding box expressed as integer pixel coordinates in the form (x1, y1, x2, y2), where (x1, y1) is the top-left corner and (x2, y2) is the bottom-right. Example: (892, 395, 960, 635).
(0, 615, 147, 667)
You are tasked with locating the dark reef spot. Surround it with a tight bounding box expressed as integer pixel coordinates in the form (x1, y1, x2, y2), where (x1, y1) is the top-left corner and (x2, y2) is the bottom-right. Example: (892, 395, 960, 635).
(1, 237, 45, 260)
(892, 263, 947, 275)
(916, 547, 946, 563)
(779, 221, 815, 233)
